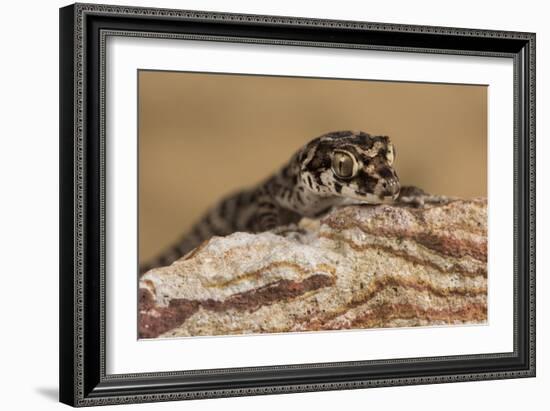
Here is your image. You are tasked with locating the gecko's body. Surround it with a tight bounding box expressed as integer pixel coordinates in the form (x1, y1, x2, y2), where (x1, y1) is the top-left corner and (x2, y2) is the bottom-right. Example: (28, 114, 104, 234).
(140, 130, 401, 274)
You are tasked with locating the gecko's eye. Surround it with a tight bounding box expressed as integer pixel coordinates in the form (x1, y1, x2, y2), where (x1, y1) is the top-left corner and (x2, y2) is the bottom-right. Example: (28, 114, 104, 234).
(332, 150, 358, 179)
(386, 143, 396, 165)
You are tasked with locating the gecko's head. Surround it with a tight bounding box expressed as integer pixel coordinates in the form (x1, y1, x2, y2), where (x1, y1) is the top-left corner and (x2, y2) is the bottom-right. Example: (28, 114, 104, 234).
(299, 130, 400, 204)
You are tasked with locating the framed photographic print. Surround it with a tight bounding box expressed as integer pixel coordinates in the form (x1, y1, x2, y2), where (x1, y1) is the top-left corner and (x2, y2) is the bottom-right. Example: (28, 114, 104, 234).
(59, 3, 536, 407)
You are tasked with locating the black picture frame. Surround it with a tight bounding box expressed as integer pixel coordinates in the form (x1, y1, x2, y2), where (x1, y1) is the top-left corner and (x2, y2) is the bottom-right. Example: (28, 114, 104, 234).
(59, 3, 536, 407)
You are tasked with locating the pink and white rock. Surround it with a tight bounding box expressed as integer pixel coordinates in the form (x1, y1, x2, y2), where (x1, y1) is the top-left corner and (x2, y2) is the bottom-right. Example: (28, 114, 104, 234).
(139, 199, 487, 338)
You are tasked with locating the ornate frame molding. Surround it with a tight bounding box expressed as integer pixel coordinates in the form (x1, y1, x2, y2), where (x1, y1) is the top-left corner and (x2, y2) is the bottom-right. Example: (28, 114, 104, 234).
(60, 3, 535, 407)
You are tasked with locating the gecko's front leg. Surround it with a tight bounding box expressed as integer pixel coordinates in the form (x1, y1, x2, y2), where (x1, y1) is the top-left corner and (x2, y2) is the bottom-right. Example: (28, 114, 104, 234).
(251, 191, 281, 232)
(251, 191, 305, 239)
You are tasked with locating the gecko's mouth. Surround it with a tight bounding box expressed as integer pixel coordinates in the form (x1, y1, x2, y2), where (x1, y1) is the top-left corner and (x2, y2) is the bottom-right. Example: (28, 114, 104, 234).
(371, 196, 399, 205)
(337, 182, 400, 205)
(345, 191, 399, 206)
(380, 194, 400, 203)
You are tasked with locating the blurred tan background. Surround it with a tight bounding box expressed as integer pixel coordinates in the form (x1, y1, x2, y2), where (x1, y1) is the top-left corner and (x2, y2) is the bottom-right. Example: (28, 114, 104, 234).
(139, 70, 487, 263)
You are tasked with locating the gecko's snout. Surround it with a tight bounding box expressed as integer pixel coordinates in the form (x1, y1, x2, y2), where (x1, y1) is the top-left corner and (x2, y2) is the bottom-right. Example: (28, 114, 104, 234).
(381, 176, 400, 197)
(377, 166, 400, 197)
(382, 177, 400, 194)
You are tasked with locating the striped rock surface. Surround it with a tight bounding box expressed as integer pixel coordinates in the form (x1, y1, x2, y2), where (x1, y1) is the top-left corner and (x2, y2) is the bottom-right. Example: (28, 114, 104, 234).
(139, 199, 487, 338)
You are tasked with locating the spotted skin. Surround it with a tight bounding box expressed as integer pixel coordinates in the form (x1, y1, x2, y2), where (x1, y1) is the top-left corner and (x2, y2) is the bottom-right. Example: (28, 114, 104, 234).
(140, 130, 405, 274)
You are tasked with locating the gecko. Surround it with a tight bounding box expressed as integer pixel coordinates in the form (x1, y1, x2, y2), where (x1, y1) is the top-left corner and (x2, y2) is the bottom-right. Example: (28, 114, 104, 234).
(140, 130, 440, 275)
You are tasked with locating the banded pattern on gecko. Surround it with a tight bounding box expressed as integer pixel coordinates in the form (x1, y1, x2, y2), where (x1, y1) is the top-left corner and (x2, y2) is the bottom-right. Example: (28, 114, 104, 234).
(140, 130, 402, 274)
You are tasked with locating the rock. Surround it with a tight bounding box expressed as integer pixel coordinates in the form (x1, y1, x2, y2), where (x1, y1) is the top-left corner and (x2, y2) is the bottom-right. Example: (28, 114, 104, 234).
(139, 199, 487, 338)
